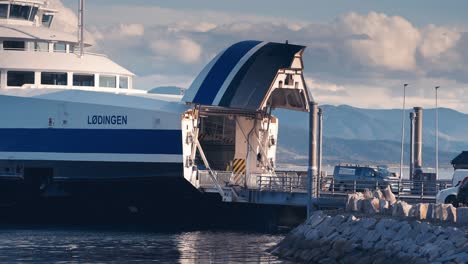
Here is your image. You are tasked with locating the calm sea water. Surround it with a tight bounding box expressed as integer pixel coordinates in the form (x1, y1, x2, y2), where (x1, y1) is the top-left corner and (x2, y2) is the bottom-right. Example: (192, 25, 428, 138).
(0, 227, 289, 263)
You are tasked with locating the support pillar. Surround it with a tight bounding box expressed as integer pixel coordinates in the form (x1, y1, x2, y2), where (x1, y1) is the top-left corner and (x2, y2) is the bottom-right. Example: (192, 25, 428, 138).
(317, 107, 323, 198)
(307, 102, 318, 218)
(414, 107, 423, 174)
(409, 112, 415, 180)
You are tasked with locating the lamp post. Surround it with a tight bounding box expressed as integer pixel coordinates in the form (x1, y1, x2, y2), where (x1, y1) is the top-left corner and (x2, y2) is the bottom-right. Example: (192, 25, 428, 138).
(400, 84, 408, 179)
(435, 86, 440, 180)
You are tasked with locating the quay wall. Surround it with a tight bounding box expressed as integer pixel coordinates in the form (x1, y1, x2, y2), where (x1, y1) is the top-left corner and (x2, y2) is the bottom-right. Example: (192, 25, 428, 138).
(271, 187, 468, 264)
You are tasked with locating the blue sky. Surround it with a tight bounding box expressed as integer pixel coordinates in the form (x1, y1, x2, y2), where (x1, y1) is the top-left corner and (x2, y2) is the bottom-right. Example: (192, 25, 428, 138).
(56, 0, 468, 113)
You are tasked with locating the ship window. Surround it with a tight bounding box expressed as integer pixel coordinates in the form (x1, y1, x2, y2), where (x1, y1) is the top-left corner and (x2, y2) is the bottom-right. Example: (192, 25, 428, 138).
(69, 44, 75, 53)
(119, 77, 129, 89)
(3, 41, 25, 51)
(7, 71, 35, 87)
(34, 42, 48, 52)
(0, 4, 7, 18)
(54, 43, 66, 53)
(29, 7, 38, 21)
(42, 14, 54, 27)
(9, 5, 31, 20)
(41, 72, 67, 86)
(99, 75, 116, 88)
(73, 74, 94, 87)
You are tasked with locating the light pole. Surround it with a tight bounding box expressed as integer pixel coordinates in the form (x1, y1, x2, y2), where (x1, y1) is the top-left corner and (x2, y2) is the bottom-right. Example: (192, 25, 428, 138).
(400, 84, 408, 179)
(435, 86, 440, 180)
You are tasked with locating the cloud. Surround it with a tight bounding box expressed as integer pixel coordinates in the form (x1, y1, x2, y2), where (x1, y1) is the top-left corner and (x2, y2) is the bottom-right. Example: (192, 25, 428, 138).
(119, 24, 145, 37)
(47, 0, 95, 44)
(419, 25, 461, 59)
(50, 1, 468, 112)
(168, 22, 217, 33)
(150, 38, 202, 64)
(339, 12, 421, 71)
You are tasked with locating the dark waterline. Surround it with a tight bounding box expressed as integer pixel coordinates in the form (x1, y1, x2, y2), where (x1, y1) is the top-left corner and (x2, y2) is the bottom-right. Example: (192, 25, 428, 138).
(0, 225, 291, 263)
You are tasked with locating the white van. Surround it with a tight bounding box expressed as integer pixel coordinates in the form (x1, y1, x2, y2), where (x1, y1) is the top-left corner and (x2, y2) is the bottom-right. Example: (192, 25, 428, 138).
(435, 169, 468, 205)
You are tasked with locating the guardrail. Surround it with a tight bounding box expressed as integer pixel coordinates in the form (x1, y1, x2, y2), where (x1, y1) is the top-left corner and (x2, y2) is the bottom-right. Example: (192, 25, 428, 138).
(198, 170, 233, 188)
(197, 170, 453, 200)
(256, 174, 452, 199)
(0, 48, 108, 57)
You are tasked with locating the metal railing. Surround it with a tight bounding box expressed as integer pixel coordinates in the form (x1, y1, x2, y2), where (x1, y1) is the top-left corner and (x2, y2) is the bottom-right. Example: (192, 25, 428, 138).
(256, 173, 306, 192)
(197, 169, 453, 200)
(255, 174, 452, 199)
(0, 47, 108, 57)
(198, 170, 233, 188)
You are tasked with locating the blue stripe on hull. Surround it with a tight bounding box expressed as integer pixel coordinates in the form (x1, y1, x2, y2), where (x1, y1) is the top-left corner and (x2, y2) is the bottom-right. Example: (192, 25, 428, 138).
(0, 129, 182, 155)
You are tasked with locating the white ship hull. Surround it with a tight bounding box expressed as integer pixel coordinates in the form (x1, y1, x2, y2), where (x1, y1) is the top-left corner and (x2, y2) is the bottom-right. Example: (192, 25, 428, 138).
(0, 88, 188, 185)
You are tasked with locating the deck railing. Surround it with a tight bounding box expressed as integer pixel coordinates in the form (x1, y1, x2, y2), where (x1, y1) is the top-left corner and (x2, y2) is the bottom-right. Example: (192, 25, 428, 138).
(196, 169, 453, 200)
(198, 170, 233, 188)
(257, 174, 452, 199)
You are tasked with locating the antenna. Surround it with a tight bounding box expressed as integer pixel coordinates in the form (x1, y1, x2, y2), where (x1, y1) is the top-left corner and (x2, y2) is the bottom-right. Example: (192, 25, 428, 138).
(78, 0, 85, 57)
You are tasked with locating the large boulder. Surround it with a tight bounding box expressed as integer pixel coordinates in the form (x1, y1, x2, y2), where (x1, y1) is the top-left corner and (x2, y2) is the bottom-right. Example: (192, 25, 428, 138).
(427, 203, 457, 222)
(445, 204, 457, 223)
(392, 201, 412, 217)
(434, 203, 449, 221)
(381, 185, 397, 204)
(373, 189, 384, 200)
(410, 203, 429, 220)
(457, 207, 468, 224)
(305, 210, 326, 227)
(362, 198, 380, 214)
(345, 193, 364, 212)
(363, 189, 374, 199)
(426, 203, 437, 220)
(379, 199, 389, 215)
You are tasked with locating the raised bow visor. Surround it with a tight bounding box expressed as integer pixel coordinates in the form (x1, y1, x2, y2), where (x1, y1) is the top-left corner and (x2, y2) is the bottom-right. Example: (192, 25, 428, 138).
(183, 40, 312, 112)
(181, 41, 314, 202)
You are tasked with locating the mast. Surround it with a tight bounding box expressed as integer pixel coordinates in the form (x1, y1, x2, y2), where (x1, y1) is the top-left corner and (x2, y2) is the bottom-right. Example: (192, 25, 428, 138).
(78, 0, 85, 57)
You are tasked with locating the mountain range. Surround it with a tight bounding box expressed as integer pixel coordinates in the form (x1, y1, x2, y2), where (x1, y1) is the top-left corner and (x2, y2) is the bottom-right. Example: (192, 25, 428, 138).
(274, 105, 468, 167)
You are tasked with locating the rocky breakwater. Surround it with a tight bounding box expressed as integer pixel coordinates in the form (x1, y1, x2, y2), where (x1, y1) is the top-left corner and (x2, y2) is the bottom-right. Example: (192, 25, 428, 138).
(271, 187, 468, 264)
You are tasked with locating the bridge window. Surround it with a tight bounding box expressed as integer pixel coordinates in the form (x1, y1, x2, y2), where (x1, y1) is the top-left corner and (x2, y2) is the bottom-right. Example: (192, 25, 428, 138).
(7, 71, 35, 87)
(3, 41, 25, 51)
(73, 74, 94, 87)
(41, 72, 67, 86)
(54, 43, 66, 53)
(34, 42, 49, 52)
(29, 7, 38, 21)
(9, 5, 31, 20)
(0, 4, 7, 18)
(100, 75, 116, 88)
(119, 76, 129, 89)
(42, 14, 53, 27)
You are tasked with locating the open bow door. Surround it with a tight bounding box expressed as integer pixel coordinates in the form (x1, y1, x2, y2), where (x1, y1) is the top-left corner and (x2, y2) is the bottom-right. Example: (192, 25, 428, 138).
(181, 41, 312, 201)
(183, 40, 312, 112)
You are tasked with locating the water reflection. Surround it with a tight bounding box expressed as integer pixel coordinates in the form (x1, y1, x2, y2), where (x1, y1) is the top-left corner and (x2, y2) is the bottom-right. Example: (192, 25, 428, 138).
(177, 231, 284, 263)
(0, 227, 288, 263)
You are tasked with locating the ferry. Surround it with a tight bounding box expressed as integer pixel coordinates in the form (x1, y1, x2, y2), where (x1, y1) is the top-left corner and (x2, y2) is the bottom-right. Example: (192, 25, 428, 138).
(0, 0, 312, 222)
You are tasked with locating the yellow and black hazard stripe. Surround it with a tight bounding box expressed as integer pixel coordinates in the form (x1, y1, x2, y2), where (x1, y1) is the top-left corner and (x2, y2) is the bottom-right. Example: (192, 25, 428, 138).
(232, 159, 246, 185)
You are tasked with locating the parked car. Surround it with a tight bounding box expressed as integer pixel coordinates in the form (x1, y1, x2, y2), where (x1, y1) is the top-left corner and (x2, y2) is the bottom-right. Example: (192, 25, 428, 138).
(435, 169, 468, 206)
(456, 177, 468, 206)
(331, 164, 399, 192)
